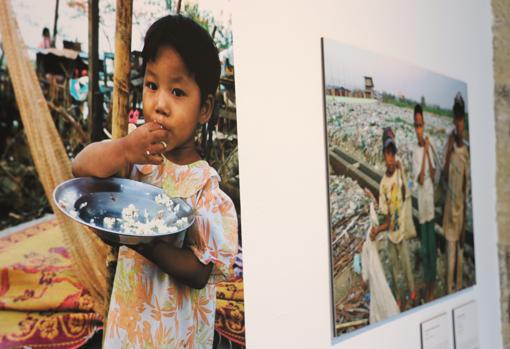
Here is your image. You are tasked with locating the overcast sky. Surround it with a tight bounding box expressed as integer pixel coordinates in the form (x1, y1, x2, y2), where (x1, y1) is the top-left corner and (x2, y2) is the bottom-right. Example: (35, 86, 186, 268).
(323, 38, 468, 111)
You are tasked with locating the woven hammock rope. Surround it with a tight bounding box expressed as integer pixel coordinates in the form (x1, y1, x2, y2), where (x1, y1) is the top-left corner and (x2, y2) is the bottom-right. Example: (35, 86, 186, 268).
(0, 0, 112, 316)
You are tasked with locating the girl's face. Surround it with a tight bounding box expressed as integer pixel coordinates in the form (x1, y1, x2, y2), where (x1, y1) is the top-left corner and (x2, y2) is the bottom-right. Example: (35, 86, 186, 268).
(383, 148, 396, 175)
(143, 46, 213, 161)
(454, 117, 465, 142)
(414, 113, 424, 145)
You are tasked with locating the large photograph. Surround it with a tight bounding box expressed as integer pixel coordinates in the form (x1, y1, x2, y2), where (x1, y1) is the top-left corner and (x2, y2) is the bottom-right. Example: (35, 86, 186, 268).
(0, 1, 244, 348)
(322, 38, 475, 337)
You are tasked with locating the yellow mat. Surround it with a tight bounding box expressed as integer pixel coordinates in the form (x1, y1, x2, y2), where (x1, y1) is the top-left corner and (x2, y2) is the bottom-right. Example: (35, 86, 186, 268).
(215, 279, 245, 346)
(0, 217, 101, 348)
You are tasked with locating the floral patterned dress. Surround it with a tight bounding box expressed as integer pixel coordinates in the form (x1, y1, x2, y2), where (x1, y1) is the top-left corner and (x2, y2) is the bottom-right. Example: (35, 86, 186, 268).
(104, 158, 238, 349)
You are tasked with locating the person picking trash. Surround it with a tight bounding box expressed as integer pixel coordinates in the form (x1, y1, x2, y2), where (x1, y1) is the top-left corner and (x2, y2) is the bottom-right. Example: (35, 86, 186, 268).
(370, 127, 416, 309)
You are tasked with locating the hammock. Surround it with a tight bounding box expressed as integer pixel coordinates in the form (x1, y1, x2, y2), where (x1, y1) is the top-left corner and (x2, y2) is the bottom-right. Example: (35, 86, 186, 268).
(0, 0, 111, 316)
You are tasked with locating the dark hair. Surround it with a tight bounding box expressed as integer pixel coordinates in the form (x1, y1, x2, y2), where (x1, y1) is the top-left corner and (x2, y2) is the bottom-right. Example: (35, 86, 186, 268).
(142, 15, 220, 104)
(382, 127, 397, 154)
(383, 142, 397, 155)
(414, 104, 423, 122)
(453, 93, 465, 120)
(42, 27, 50, 37)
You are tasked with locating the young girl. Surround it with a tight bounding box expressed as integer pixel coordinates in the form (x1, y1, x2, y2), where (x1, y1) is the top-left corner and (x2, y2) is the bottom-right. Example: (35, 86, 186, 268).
(72, 15, 238, 348)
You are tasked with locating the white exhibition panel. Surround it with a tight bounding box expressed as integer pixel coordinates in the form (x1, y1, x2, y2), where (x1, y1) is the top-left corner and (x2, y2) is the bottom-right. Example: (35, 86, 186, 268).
(232, 0, 499, 348)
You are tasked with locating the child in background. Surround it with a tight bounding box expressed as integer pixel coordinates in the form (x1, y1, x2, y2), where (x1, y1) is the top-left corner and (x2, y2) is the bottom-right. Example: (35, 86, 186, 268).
(443, 93, 469, 294)
(371, 127, 416, 309)
(38, 27, 52, 49)
(72, 15, 238, 348)
(412, 104, 437, 302)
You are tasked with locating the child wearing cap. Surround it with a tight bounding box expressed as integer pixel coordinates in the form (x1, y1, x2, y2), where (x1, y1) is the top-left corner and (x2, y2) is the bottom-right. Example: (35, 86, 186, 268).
(371, 127, 416, 309)
(443, 93, 469, 294)
(412, 104, 437, 302)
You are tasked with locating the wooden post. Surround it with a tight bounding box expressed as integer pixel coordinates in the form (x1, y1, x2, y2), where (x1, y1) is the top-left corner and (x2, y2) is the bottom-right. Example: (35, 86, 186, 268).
(88, 0, 102, 142)
(52, 0, 59, 47)
(176, 0, 182, 14)
(493, 0, 510, 345)
(111, 0, 133, 176)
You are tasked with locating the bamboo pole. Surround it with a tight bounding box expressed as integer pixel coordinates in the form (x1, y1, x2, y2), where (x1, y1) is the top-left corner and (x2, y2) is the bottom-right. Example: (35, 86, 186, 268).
(52, 0, 59, 47)
(111, 0, 133, 176)
(88, 0, 102, 142)
(99, 2, 134, 340)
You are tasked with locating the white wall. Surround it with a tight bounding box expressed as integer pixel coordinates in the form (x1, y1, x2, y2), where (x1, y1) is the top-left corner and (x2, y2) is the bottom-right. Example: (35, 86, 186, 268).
(233, 0, 500, 348)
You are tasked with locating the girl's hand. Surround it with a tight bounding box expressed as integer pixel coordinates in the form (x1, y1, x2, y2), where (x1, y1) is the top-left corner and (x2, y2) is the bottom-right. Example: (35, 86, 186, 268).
(370, 226, 378, 241)
(364, 188, 375, 202)
(418, 171, 425, 185)
(124, 122, 170, 165)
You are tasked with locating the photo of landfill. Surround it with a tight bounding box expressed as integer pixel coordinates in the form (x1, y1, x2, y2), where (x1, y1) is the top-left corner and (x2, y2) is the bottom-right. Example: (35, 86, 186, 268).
(322, 38, 475, 337)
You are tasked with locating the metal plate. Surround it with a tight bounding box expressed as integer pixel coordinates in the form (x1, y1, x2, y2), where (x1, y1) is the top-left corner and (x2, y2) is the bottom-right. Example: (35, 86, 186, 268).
(53, 177, 195, 245)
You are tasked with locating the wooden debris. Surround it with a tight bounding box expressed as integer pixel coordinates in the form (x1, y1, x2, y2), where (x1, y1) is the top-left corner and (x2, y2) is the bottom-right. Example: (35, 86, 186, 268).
(335, 319, 368, 331)
(47, 101, 89, 142)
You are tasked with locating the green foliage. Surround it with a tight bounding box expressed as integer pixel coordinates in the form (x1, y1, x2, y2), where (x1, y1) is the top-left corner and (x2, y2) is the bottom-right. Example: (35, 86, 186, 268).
(165, 0, 173, 11)
(382, 92, 452, 118)
(64, 0, 233, 52)
(381, 92, 469, 131)
(183, 3, 232, 50)
(393, 116, 412, 127)
(425, 105, 453, 119)
(183, 3, 203, 25)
